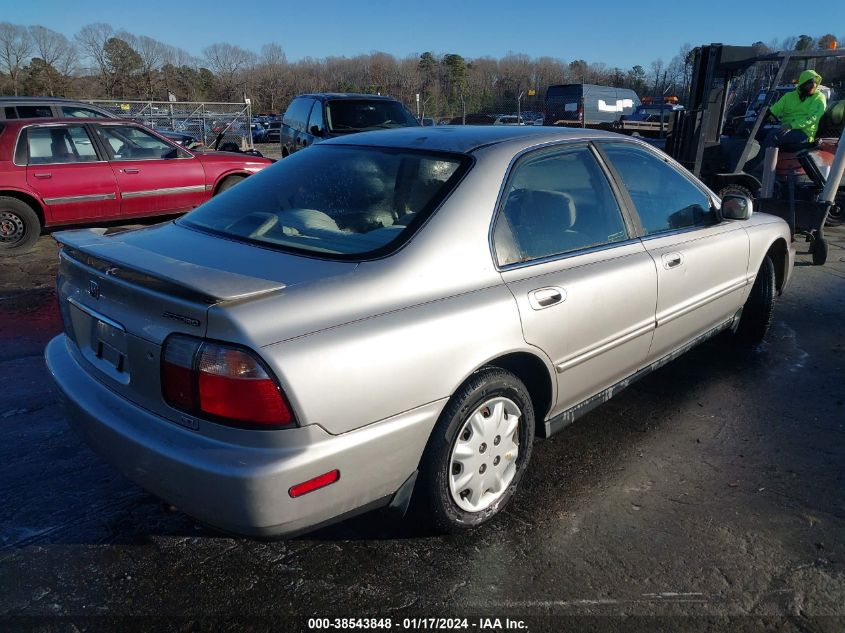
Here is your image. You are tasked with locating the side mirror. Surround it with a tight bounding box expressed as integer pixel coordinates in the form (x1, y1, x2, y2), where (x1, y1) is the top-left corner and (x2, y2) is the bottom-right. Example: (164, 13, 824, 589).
(721, 194, 753, 220)
(309, 126, 325, 137)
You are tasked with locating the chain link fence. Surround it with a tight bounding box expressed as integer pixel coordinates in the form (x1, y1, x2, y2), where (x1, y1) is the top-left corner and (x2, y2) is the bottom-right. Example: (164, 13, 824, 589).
(425, 95, 549, 126)
(84, 100, 255, 151)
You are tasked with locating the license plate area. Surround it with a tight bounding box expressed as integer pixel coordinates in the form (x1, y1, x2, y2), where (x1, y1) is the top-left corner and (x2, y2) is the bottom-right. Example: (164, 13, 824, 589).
(68, 298, 131, 384)
(93, 318, 127, 373)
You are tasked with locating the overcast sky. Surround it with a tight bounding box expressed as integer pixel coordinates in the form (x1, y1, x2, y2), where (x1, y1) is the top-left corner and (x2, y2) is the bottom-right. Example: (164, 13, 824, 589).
(5, 0, 845, 69)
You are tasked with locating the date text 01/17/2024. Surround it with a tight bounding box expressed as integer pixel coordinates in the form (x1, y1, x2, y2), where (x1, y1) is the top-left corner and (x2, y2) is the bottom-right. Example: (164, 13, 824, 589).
(306, 617, 529, 630)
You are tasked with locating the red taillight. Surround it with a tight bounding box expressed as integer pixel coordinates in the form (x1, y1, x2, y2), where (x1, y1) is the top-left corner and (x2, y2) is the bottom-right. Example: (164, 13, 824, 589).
(289, 470, 340, 498)
(197, 346, 292, 424)
(162, 336, 200, 410)
(162, 335, 294, 428)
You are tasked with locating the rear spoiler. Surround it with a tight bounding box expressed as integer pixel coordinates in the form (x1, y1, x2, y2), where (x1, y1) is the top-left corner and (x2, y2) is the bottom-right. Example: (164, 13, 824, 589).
(54, 228, 286, 303)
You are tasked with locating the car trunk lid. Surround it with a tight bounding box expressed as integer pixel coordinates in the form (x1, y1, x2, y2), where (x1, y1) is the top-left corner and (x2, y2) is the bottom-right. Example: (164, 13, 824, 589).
(54, 223, 356, 431)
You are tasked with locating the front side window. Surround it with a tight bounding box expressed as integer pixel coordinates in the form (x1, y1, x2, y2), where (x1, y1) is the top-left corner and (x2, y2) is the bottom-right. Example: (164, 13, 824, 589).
(61, 106, 110, 118)
(493, 145, 629, 265)
(599, 143, 715, 235)
(95, 125, 187, 160)
(283, 98, 314, 132)
(181, 145, 468, 259)
(307, 102, 325, 134)
(325, 100, 418, 133)
(27, 126, 100, 164)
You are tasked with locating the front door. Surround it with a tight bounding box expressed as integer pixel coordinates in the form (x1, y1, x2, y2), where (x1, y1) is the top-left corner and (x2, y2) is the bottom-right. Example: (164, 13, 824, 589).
(492, 144, 658, 419)
(93, 123, 207, 218)
(24, 124, 119, 223)
(597, 142, 750, 360)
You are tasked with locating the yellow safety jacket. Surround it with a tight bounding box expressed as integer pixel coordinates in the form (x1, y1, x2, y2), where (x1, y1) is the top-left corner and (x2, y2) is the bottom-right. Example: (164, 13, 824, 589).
(770, 70, 827, 142)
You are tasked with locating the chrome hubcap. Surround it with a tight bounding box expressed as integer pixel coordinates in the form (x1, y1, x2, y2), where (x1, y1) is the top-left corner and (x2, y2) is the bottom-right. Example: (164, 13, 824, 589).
(449, 397, 521, 513)
(0, 212, 25, 244)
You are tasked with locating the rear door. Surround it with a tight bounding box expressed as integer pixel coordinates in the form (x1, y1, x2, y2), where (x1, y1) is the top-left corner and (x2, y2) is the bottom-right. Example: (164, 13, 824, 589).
(93, 123, 207, 218)
(493, 143, 657, 421)
(24, 124, 119, 223)
(597, 141, 750, 361)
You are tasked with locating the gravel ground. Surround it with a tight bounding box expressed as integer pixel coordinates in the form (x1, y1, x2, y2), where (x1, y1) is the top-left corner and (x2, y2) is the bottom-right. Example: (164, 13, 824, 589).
(0, 221, 843, 633)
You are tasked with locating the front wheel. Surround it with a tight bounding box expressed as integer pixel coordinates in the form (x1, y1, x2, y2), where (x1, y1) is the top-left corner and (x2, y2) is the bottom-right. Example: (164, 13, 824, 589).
(415, 367, 534, 533)
(0, 197, 41, 255)
(735, 255, 775, 346)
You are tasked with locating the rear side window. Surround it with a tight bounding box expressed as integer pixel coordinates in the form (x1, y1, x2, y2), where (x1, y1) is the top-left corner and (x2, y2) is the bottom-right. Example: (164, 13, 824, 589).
(283, 98, 314, 132)
(600, 143, 715, 235)
(16, 105, 53, 118)
(493, 145, 628, 265)
(181, 145, 469, 259)
(5, 107, 18, 119)
(27, 126, 100, 164)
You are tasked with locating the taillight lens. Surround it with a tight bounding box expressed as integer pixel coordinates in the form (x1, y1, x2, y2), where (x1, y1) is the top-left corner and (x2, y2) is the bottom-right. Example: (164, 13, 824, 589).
(161, 335, 294, 428)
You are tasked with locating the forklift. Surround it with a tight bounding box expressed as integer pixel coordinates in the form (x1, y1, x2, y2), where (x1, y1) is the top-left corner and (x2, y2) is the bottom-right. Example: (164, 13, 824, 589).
(666, 44, 845, 264)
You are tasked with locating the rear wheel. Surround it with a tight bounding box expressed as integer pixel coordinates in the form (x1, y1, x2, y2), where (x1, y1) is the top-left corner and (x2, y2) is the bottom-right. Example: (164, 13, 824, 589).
(215, 175, 245, 195)
(0, 197, 41, 255)
(735, 255, 775, 346)
(415, 367, 534, 533)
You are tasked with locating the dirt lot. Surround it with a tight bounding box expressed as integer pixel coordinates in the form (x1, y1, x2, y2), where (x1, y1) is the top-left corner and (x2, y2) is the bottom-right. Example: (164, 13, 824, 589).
(1, 221, 844, 632)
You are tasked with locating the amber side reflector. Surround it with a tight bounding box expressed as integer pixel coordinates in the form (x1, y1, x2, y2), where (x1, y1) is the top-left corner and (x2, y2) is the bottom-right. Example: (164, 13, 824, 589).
(289, 470, 340, 498)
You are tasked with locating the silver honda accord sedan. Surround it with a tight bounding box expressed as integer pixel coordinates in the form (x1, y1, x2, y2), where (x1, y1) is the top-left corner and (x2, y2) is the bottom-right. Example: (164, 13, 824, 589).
(46, 126, 795, 537)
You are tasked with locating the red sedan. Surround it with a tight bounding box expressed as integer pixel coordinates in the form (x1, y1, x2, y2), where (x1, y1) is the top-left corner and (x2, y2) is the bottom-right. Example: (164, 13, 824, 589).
(0, 118, 273, 253)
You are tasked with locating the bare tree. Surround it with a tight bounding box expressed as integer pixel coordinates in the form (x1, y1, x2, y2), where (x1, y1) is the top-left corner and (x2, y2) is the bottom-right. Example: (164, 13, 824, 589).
(125, 33, 168, 98)
(203, 42, 256, 100)
(0, 23, 33, 95)
(75, 23, 114, 94)
(28, 25, 77, 96)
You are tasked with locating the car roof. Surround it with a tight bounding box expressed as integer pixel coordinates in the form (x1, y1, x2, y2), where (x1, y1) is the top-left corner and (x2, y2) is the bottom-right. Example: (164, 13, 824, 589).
(0, 97, 104, 105)
(322, 125, 621, 154)
(297, 93, 403, 101)
(1, 117, 148, 130)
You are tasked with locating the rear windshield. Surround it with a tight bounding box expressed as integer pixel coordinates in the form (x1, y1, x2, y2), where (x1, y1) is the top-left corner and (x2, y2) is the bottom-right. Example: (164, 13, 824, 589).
(326, 100, 418, 133)
(180, 145, 470, 259)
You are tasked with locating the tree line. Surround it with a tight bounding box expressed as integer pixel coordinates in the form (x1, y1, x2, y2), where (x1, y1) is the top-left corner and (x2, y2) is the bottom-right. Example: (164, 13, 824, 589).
(0, 22, 842, 117)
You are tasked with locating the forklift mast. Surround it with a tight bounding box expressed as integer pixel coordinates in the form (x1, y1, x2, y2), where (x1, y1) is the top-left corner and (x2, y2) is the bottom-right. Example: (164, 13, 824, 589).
(666, 44, 759, 176)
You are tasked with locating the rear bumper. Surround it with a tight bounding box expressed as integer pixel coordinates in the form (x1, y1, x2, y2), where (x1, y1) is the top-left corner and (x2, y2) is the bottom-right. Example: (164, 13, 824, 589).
(46, 334, 440, 537)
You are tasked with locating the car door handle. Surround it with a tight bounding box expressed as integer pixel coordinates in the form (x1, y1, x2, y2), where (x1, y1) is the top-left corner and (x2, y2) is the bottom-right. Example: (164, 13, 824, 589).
(121, 168, 141, 174)
(662, 252, 684, 269)
(528, 287, 566, 310)
(33, 173, 52, 179)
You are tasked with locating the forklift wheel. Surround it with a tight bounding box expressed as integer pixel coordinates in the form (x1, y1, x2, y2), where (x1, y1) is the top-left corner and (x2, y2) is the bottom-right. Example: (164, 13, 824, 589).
(717, 184, 755, 200)
(812, 237, 828, 266)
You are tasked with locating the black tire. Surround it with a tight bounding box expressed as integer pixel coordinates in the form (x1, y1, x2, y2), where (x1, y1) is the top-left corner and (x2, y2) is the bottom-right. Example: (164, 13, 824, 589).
(735, 255, 775, 346)
(415, 367, 534, 533)
(717, 183, 755, 200)
(0, 197, 41, 255)
(215, 175, 245, 195)
(812, 236, 828, 266)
